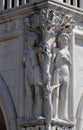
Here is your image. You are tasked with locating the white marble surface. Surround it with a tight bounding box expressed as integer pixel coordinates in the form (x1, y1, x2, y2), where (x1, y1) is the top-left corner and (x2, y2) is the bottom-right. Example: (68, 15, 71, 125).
(0, 1, 82, 130)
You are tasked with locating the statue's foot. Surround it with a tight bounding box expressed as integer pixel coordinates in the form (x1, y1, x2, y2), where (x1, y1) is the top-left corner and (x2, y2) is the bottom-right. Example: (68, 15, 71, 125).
(52, 116, 59, 122)
(46, 123, 51, 130)
(54, 115, 58, 120)
(38, 116, 45, 121)
(60, 117, 71, 122)
(64, 118, 72, 122)
(37, 82, 43, 86)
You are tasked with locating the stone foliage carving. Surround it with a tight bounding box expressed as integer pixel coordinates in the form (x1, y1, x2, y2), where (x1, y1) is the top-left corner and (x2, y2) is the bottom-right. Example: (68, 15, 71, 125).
(23, 9, 74, 30)
(23, 8, 74, 130)
(75, 20, 83, 30)
(40, 9, 74, 32)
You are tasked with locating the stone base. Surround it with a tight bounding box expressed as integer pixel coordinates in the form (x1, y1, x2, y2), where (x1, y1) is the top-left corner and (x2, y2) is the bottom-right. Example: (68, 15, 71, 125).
(18, 118, 74, 130)
(18, 118, 45, 128)
(52, 118, 74, 127)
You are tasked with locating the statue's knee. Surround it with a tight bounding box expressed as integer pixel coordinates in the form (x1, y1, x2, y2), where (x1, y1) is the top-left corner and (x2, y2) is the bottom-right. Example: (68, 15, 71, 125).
(60, 93, 66, 100)
(54, 88, 59, 97)
(35, 88, 41, 97)
(56, 93, 59, 98)
(63, 76, 69, 83)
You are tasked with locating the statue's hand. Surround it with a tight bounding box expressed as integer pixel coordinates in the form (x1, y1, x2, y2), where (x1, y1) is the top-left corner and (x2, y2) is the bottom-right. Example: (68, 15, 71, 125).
(60, 80, 64, 86)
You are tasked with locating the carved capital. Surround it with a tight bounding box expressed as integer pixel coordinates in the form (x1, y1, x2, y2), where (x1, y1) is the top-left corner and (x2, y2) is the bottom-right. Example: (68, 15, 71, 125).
(23, 8, 75, 33)
(40, 8, 75, 33)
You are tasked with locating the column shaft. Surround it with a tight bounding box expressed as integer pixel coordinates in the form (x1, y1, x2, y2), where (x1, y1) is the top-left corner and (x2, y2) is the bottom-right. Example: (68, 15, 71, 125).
(80, 0, 83, 8)
(14, 0, 19, 6)
(7, 0, 12, 9)
(58, 0, 63, 2)
(66, 0, 70, 4)
(22, 0, 26, 4)
(0, 0, 5, 10)
(73, 0, 77, 7)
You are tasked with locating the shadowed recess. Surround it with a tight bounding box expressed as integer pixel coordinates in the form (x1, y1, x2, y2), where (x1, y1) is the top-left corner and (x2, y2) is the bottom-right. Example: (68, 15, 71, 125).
(0, 108, 6, 130)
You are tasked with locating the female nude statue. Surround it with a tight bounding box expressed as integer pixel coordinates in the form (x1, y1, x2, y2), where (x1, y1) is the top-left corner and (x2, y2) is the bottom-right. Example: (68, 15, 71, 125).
(53, 33, 71, 121)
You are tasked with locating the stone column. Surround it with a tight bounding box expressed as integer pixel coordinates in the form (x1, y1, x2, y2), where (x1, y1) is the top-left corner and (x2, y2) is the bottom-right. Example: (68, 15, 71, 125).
(66, 0, 70, 4)
(69, 31, 76, 122)
(22, 0, 26, 4)
(80, 0, 83, 8)
(7, 0, 12, 9)
(58, 0, 63, 2)
(14, 0, 19, 7)
(0, 0, 5, 10)
(73, 0, 77, 7)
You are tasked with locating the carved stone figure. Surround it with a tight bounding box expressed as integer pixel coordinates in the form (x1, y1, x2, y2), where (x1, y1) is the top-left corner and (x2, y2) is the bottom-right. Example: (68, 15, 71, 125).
(38, 25, 61, 130)
(22, 31, 42, 120)
(37, 9, 73, 128)
(22, 10, 74, 130)
(52, 33, 71, 121)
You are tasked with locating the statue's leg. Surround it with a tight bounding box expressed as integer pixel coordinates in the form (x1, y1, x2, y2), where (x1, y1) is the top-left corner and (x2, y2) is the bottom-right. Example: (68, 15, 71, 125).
(52, 69, 59, 119)
(43, 86, 52, 130)
(34, 85, 42, 119)
(59, 77, 69, 120)
(52, 87, 59, 119)
(43, 56, 51, 86)
(25, 80, 33, 119)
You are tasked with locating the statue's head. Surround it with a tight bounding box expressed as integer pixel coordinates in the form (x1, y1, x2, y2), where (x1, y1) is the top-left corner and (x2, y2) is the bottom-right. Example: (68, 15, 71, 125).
(26, 31, 40, 48)
(57, 33, 69, 48)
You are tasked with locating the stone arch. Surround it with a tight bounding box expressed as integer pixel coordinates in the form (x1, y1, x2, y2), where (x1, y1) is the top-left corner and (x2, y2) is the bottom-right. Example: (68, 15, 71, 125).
(0, 74, 17, 130)
(76, 94, 83, 130)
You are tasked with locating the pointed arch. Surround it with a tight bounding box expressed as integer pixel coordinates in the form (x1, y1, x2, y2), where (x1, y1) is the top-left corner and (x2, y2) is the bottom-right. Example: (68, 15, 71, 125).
(76, 94, 83, 130)
(0, 74, 17, 130)
(0, 108, 6, 130)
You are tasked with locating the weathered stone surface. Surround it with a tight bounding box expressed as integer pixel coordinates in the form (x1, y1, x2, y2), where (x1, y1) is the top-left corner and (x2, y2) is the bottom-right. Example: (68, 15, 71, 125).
(21, 6, 75, 130)
(0, 1, 82, 130)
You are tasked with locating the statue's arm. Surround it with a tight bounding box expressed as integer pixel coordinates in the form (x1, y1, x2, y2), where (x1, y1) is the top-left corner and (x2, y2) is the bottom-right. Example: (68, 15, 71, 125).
(51, 47, 59, 63)
(67, 52, 72, 65)
(62, 51, 72, 65)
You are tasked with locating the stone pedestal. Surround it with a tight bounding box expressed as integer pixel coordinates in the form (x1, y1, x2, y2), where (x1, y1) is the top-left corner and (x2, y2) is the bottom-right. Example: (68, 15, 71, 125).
(19, 119, 74, 130)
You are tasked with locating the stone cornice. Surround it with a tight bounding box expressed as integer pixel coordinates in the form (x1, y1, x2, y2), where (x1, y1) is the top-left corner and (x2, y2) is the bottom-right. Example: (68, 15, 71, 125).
(48, 0, 83, 20)
(0, 0, 83, 23)
(0, 0, 82, 33)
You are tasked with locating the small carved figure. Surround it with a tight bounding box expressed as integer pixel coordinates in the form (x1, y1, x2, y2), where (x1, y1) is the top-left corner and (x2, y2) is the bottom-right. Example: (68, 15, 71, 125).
(22, 31, 42, 119)
(53, 33, 71, 121)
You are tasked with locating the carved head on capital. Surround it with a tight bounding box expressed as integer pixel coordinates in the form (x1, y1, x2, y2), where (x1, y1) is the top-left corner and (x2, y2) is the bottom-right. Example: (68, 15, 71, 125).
(23, 15, 31, 28)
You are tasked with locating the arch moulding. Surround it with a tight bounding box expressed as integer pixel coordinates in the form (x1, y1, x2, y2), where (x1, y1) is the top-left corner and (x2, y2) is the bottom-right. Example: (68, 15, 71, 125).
(0, 74, 17, 130)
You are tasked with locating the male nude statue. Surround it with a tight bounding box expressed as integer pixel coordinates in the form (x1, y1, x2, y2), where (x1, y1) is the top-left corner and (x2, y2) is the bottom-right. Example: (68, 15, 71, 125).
(22, 31, 42, 120)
